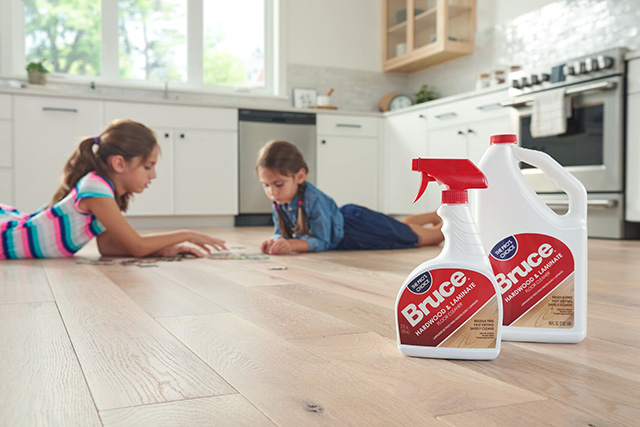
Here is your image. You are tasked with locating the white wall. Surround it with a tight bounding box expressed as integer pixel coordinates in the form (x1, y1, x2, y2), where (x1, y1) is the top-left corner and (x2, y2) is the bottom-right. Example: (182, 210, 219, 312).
(287, 0, 382, 72)
(477, 0, 559, 32)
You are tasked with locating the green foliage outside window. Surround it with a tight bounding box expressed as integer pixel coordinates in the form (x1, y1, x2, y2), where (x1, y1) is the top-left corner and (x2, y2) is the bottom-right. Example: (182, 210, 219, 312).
(23, 0, 256, 87)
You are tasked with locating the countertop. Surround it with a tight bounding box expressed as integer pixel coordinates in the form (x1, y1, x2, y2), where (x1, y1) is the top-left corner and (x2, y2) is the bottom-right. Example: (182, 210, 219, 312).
(0, 84, 382, 117)
(383, 83, 510, 117)
(626, 49, 640, 61)
(0, 81, 511, 118)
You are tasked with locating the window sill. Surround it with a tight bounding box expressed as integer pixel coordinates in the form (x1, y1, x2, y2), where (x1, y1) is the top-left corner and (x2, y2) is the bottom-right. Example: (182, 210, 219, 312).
(0, 73, 289, 102)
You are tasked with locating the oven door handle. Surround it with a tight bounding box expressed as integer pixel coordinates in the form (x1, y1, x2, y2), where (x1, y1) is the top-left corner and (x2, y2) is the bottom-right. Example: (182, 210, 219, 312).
(541, 199, 618, 208)
(500, 80, 618, 108)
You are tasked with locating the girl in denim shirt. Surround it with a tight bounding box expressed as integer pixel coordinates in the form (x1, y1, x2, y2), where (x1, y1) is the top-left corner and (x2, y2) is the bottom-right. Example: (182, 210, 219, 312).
(257, 140, 443, 255)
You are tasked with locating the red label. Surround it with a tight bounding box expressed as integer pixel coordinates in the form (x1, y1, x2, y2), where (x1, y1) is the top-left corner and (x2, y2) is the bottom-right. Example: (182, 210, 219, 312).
(489, 233, 575, 327)
(397, 268, 497, 347)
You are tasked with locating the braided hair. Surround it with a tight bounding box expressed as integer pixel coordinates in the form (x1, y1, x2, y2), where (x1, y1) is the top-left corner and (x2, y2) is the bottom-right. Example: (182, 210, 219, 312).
(257, 140, 313, 237)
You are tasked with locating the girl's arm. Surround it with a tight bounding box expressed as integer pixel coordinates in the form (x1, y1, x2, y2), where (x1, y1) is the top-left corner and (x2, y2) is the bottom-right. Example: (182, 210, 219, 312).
(80, 197, 225, 257)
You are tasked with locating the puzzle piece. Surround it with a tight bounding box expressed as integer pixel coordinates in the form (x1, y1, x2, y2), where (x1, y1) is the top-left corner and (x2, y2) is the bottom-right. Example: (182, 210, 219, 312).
(207, 252, 269, 260)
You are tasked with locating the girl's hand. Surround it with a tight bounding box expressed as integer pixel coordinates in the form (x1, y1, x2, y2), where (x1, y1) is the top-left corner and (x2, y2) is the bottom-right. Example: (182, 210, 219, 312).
(187, 232, 227, 253)
(266, 238, 292, 255)
(260, 239, 272, 254)
(156, 243, 207, 258)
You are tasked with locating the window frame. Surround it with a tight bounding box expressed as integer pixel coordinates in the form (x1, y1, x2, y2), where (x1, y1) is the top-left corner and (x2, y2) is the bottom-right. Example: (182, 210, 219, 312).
(0, 0, 286, 98)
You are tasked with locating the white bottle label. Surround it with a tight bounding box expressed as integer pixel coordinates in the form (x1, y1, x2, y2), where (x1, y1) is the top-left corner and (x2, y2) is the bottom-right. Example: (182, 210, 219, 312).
(397, 269, 499, 348)
(489, 233, 575, 328)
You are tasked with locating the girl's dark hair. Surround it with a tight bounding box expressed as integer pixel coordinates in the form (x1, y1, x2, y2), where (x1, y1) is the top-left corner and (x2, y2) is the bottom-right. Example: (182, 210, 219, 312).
(256, 140, 312, 237)
(50, 119, 157, 212)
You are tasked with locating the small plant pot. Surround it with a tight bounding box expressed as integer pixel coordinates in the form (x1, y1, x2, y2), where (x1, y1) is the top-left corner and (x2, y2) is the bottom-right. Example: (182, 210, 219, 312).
(28, 70, 47, 85)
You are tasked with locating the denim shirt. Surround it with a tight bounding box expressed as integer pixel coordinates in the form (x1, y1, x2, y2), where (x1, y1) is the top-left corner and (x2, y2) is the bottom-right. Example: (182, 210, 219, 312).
(271, 182, 344, 252)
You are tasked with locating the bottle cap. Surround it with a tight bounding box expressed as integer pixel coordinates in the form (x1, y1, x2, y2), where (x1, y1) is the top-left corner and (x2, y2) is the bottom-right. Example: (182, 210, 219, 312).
(490, 134, 518, 144)
(411, 158, 487, 204)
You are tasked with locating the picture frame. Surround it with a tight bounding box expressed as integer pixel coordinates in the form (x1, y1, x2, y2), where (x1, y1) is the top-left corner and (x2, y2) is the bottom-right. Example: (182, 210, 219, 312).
(292, 87, 317, 108)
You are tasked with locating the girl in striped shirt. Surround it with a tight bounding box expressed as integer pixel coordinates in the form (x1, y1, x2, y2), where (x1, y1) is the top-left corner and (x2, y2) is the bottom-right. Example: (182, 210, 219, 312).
(0, 119, 226, 259)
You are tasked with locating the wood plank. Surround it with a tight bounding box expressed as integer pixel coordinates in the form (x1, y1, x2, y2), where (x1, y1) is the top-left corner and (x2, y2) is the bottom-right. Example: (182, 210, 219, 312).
(217, 269, 299, 287)
(101, 266, 228, 318)
(0, 302, 101, 426)
(158, 261, 364, 339)
(259, 283, 397, 339)
(438, 399, 610, 426)
(511, 337, 640, 382)
(159, 313, 447, 427)
(452, 341, 640, 425)
(43, 260, 234, 410)
(0, 260, 53, 304)
(245, 259, 399, 307)
(101, 394, 275, 427)
(289, 332, 543, 416)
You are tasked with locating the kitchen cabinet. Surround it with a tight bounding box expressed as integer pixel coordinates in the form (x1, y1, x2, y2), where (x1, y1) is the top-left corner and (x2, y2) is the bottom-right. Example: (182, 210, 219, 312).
(383, 109, 432, 214)
(382, 0, 476, 72)
(104, 102, 238, 216)
(426, 90, 512, 162)
(13, 96, 103, 213)
(627, 59, 640, 221)
(317, 115, 380, 210)
(174, 129, 237, 215)
(128, 127, 174, 216)
(0, 94, 12, 205)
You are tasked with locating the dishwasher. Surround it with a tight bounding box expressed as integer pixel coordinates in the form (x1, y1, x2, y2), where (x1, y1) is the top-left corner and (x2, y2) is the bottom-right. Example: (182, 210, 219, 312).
(236, 109, 316, 226)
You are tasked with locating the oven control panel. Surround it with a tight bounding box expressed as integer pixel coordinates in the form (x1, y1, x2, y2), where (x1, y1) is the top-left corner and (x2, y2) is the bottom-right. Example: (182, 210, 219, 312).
(508, 47, 627, 96)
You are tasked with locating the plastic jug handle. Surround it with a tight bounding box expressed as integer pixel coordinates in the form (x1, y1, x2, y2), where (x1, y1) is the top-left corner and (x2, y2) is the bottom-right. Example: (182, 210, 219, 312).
(512, 146, 587, 221)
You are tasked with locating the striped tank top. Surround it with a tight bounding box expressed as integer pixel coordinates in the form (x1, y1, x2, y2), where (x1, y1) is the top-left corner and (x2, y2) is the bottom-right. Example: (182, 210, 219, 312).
(0, 172, 115, 259)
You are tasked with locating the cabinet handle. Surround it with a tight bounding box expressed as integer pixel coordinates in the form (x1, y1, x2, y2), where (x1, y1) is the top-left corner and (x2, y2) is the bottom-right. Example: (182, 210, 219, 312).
(476, 102, 502, 111)
(164, 133, 170, 138)
(467, 128, 474, 134)
(435, 112, 457, 120)
(42, 107, 78, 113)
(419, 114, 426, 119)
(457, 130, 465, 135)
(321, 139, 326, 144)
(180, 133, 185, 139)
(336, 123, 362, 128)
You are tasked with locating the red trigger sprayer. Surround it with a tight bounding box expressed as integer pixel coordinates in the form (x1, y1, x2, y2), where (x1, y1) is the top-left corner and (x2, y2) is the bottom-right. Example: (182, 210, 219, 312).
(412, 158, 488, 204)
(395, 157, 502, 360)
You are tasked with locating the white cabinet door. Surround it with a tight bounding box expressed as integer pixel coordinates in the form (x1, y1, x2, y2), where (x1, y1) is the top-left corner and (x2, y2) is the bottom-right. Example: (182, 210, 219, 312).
(0, 120, 11, 167)
(174, 129, 238, 215)
(14, 96, 103, 213)
(423, 126, 468, 211)
(0, 169, 12, 205)
(126, 128, 174, 216)
(317, 135, 378, 210)
(384, 110, 428, 214)
(467, 115, 514, 165)
(627, 94, 640, 221)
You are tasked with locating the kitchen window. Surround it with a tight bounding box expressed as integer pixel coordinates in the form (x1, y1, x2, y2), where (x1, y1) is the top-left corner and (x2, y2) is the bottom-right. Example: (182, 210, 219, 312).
(1, 0, 282, 95)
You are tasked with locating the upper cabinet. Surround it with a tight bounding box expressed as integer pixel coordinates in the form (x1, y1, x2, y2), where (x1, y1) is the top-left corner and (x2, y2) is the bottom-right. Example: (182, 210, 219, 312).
(382, 0, 476, 73)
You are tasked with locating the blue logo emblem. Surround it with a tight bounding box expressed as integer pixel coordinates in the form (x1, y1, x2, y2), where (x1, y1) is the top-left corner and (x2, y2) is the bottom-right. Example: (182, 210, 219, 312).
(491, 236, 518, 261)
(407, 271, 432, 294)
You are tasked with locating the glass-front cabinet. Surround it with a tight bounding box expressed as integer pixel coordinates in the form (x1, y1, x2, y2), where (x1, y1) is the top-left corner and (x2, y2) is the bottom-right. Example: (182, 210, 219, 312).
(383, 0, 476, 72)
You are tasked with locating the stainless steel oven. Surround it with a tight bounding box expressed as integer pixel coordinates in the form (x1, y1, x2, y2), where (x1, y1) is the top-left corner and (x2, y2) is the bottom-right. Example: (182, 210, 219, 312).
(502, 48, 639, 239)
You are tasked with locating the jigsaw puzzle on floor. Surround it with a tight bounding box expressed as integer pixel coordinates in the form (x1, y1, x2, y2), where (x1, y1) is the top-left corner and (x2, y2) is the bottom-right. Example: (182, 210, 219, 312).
(207, 252, 269, 260)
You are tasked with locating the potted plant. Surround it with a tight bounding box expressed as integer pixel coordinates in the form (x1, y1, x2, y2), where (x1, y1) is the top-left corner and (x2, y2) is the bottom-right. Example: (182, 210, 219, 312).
(414, 84, 438, 104)
(26, 60, 49, 85)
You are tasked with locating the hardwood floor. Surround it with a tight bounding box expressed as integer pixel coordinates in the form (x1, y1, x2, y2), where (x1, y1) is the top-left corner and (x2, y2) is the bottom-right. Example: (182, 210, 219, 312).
(1, 226, 639, 426)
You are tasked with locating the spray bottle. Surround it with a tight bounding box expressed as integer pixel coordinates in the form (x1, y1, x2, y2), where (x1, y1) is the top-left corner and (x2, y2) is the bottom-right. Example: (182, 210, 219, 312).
(396, 158, 503, 360)
(476, 134, 587, 343)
